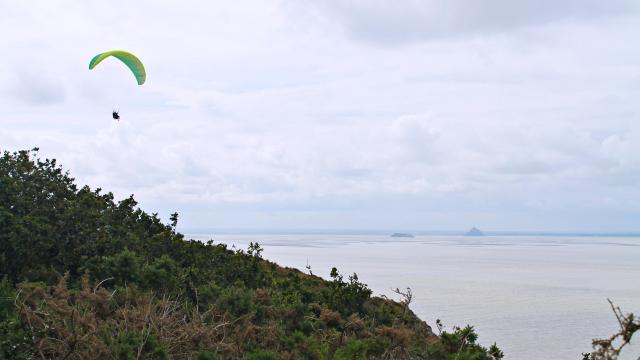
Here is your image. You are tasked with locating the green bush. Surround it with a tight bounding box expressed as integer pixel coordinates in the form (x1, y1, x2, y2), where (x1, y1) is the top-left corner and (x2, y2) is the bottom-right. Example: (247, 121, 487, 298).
(243, 349, 277, 360)
(333, 339, 369, 360)
(104, 331, 168, 360)
(328, 268, 372, 316)
(142, 254, 180, 292)
(0, 276, 30, 359)
(195, 351, 222, 360)
(216, 282, 255, 317)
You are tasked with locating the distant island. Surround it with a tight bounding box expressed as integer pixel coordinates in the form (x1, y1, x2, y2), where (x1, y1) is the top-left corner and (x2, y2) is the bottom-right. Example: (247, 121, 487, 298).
(390, 232, 414, 238)
(465, 227, 484, 236)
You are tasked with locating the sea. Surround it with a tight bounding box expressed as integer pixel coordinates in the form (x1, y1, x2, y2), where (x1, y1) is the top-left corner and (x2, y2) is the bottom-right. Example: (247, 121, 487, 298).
(187, 234, 640, 360)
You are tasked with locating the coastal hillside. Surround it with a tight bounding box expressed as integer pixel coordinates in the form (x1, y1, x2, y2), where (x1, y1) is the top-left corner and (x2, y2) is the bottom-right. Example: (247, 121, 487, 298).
(0, 149, 502, 359)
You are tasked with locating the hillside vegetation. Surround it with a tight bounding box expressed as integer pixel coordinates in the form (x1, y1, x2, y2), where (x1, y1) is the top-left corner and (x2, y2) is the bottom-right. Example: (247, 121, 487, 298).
(0, 149, 503, 359)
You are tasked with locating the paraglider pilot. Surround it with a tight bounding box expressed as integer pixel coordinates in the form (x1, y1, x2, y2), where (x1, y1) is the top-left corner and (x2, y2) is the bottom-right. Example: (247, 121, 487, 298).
(112, 110, 120, 120)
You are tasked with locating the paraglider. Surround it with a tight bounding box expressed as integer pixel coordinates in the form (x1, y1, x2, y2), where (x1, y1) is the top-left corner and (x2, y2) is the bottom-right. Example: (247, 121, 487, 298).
(89, 50, 145, 120)
(89, 50, 146, 85)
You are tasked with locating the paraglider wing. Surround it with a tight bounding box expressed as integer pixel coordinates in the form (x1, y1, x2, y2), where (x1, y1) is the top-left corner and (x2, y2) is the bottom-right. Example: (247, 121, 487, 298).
(89, 50, 146, 85)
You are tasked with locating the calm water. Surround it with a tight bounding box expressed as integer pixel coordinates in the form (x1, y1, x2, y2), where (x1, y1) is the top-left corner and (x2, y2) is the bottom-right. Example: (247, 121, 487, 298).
(188, 234, 640, 359)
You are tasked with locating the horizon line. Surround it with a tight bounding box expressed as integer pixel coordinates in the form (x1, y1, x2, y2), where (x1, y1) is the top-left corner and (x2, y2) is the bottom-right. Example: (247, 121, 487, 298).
(178, 228, 640, 238)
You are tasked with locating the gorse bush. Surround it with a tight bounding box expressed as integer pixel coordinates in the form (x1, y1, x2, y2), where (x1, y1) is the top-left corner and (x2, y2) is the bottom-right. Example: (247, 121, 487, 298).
(0, 148, 503, 359)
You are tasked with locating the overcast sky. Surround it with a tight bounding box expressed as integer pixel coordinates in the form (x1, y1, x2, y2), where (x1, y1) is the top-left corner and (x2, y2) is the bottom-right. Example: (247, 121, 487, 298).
(2, 0, 640, 233)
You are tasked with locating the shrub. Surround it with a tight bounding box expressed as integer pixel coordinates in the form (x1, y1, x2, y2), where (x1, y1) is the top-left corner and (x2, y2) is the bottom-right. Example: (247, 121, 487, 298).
(333, 339, 369, 360)
(243, 349, 277, 360)
(142, 254, 180, 292)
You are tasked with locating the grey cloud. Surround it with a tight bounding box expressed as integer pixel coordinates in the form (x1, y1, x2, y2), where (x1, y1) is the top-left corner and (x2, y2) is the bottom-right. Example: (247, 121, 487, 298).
(10, 72, 65, 105)
(310, 0, 637, 44)
(332, 168, 373, 178)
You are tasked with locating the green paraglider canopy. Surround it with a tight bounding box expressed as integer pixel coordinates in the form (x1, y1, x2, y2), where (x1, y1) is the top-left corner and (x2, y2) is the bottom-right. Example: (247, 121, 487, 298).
(89, 50, 146, 85)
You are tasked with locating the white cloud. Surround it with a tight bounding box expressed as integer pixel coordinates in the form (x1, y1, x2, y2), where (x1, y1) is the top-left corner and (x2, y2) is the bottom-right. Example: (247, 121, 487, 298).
(305, 0, 638, 44)
(1, 1, 640, 232)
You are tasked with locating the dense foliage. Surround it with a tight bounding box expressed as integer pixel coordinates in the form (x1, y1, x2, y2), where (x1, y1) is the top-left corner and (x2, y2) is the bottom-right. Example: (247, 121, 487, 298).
(0, 149, 503, 359)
